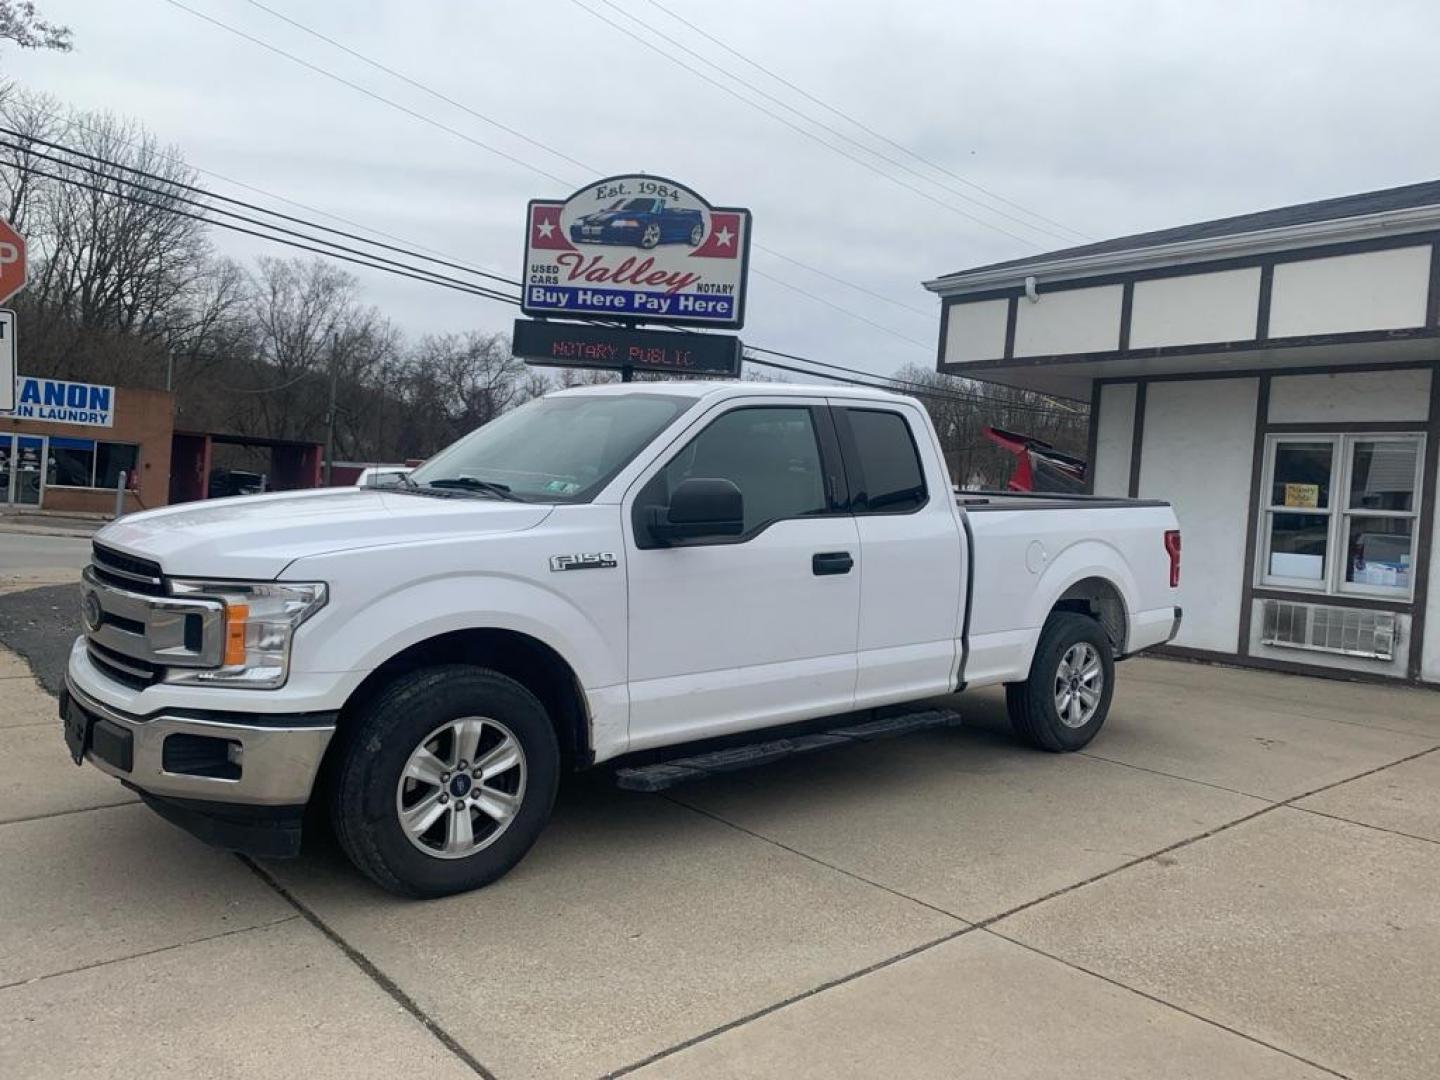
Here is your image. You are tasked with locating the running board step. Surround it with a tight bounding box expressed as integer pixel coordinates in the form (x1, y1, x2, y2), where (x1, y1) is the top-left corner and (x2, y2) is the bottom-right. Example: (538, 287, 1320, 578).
(613, 708, 963, 793)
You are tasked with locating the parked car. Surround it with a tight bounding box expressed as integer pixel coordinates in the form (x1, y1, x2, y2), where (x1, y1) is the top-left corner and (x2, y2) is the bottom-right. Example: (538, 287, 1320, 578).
(207, 468, 264, 499)
(354, 466, 414, 489)
(569, 197, 705, 249)
(63, 382, 1181, 897)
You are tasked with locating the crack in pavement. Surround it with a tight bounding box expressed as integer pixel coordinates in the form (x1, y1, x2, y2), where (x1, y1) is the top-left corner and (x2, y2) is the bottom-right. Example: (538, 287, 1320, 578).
(605, 741, 1440, 1078)
(0, 915, 301, 993)
(239, 855, 500, 1080)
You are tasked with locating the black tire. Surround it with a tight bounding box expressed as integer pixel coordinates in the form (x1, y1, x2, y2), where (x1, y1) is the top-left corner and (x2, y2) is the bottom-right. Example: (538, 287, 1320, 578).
(1006, 612, 1115, 752)
(689, 222, 704, 246)
(330, 665, 559, 898)
(640, 224, 660, 249)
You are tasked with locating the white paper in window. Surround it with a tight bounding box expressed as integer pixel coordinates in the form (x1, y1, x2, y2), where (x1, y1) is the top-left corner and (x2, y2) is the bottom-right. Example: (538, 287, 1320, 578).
(1270, 552, 1324, 580)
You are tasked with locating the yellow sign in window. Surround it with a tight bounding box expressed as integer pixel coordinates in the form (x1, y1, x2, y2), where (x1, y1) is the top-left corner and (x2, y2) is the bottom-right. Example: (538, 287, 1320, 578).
(1284, 483, 1320, 509)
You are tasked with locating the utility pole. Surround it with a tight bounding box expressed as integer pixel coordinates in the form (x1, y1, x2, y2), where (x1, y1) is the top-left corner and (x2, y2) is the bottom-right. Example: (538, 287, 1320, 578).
(324, 348, 338, 486)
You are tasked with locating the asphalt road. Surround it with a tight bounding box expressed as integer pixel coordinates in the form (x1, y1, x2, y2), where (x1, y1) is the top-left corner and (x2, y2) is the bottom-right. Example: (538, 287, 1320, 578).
(0, 531, 91, 573)
(0, 582, 74, 695)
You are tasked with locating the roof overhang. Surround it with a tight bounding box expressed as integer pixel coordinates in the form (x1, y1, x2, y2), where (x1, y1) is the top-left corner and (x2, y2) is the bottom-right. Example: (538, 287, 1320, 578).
(925, 203, 1440, 297)
(948, 336, 1440, 402)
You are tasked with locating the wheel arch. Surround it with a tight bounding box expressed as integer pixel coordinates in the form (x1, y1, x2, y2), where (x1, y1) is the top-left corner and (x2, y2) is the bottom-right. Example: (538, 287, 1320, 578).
(339, 628, 593, 771)
(1050, 576, 1129, 656)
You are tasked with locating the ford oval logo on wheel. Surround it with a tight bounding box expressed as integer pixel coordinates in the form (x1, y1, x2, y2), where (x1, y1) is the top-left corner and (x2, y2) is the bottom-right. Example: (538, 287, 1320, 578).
(81, 591, 104, 634)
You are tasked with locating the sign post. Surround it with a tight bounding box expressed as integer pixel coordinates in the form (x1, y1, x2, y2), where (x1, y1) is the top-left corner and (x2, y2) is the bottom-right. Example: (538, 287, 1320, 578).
(517, 174, 751, 382)
(0, 219, 26, 413)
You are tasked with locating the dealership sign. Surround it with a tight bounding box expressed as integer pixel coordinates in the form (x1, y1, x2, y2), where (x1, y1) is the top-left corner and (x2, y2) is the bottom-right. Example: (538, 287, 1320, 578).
(522, 175, 751, 329)
(10, 376, 115, 427)
(513, 319, 741, 377)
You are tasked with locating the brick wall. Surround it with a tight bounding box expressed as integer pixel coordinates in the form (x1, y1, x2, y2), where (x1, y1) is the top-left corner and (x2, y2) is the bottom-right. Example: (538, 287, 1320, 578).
(1, 385, 175, 514)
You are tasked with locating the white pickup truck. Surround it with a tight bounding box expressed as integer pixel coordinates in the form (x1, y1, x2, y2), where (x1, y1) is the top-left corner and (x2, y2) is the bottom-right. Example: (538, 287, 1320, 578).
(62, 382, 1181, 896)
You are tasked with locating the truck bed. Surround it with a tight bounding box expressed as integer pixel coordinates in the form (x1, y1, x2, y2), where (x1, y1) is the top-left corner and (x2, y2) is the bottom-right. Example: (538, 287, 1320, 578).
(956, 489, 1171, 512)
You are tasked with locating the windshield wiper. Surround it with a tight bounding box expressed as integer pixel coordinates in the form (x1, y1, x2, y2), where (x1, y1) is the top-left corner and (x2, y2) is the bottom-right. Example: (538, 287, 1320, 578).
(423, 477, 522, 501)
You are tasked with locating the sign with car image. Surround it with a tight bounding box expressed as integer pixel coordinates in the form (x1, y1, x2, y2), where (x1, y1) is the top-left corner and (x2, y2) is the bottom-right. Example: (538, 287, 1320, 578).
(522, 174, 752, 328)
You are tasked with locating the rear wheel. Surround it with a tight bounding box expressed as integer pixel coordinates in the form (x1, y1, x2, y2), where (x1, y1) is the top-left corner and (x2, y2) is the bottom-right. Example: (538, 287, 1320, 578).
(640, 223, 661, 248)
(689, 221, 704, 246)
(1006, 612, 1115, 752)
(330, 665, 559, 897)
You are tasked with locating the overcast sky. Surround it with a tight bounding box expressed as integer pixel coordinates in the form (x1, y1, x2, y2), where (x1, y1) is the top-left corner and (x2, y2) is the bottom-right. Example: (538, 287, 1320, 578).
(8, 0, 1440, 378)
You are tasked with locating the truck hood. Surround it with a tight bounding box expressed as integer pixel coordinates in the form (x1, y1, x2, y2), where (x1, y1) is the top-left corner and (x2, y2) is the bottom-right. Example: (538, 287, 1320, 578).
(95, 488, 554, 580)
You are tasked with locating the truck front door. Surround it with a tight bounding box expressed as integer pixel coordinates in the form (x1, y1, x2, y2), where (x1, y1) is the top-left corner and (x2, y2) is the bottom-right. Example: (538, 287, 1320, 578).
(623, 399, 860, 750)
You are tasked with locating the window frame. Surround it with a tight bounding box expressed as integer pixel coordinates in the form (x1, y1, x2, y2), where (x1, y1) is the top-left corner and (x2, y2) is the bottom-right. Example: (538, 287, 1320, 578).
(831, 406, 931, 517)
(629, 401, 848, 549)
(1256, 431, 1425, 601)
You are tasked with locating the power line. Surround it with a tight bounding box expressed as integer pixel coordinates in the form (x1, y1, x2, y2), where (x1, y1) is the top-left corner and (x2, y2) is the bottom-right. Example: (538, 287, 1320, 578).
(586, 0, 1082, 246)
(634, 0, 1093, 244)
(222, 0, 939, 324)
(0, 126, 523, 290)
(53, 108, 525, 289)
(564, 0, 1044, 248)
(158, 0, 573, 187)
(0, 155, 521, 305)
(239, 0, 595, 178)
(744, 345, 1081, 416)
(0, 151, 1078, 417)
(0, 138, 525, 303)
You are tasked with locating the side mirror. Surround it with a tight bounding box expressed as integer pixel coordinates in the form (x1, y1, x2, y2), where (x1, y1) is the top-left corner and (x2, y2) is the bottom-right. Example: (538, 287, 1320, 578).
(648, 478, 744, 543)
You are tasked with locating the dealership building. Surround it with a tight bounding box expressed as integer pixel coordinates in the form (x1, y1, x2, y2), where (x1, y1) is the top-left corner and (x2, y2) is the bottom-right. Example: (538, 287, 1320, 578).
(927, 180, 1440, 687)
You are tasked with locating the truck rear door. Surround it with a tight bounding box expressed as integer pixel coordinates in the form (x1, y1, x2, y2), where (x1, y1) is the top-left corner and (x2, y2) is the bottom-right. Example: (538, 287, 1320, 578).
(830, 402, 967, 707)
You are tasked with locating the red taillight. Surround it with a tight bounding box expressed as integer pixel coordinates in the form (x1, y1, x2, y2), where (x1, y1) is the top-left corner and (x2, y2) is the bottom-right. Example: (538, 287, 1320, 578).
(1164, 529, 1181, 588)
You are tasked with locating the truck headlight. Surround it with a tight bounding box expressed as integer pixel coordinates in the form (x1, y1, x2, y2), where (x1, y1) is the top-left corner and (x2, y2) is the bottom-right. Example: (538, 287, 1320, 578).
(166, 581, 327, 689)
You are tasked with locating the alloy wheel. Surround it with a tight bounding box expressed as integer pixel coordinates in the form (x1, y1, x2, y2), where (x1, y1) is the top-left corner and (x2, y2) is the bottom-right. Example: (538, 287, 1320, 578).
(395, 716, 527, 859)
(1053, 642, 1104, 728)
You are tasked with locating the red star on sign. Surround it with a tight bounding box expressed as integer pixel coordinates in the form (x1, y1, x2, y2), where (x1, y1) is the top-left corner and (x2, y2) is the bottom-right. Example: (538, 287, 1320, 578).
(690, 212, 743, 259)
(529, 205, 573, 251)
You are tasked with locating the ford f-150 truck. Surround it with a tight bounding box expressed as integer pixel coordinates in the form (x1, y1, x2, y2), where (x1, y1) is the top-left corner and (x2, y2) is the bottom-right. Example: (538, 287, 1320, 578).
(62, 382, 1181, 897)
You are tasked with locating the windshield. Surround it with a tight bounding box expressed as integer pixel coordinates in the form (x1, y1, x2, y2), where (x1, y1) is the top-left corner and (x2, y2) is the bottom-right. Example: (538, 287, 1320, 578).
(408, 393, 694, 502)
(623, 198, 659, 211)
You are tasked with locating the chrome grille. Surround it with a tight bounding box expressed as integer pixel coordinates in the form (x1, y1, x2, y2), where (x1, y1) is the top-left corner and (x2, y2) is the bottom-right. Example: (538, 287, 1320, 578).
(91, 543, 165, 596)
(87, 640, 161, 690)
(80, 555, 226, 688)
(1261, 600, 1398, 661)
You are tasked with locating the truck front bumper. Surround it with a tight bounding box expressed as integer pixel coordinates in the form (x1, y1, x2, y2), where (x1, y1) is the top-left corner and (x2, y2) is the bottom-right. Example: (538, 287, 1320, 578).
(61, 678, 336, 857)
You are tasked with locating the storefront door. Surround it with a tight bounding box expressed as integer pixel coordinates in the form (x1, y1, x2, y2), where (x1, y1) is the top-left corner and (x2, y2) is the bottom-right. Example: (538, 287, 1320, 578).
(11, 435, 45, 506)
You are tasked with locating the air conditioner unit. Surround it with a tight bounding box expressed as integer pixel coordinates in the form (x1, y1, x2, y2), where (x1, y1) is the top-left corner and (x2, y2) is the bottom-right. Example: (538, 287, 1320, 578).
(1260, 600, 1398, 661)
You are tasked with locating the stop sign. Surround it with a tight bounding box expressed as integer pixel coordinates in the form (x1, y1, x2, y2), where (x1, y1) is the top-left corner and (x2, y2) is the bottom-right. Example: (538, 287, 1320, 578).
(0, 219, 25, 305)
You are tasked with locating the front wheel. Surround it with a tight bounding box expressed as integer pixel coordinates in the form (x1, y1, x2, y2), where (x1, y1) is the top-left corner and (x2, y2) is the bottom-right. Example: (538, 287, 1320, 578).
(1006, 612, 1115, 752)
(640, 223, 660, 248)
(330, 665, 559, 897)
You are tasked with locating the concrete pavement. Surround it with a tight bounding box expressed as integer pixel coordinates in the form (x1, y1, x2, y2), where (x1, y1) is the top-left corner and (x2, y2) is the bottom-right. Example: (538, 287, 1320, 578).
(0, 623, 1437, 1078)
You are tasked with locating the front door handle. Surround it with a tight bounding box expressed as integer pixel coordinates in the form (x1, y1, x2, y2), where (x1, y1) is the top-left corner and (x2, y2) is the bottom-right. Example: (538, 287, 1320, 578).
(812, 551, 854, 576)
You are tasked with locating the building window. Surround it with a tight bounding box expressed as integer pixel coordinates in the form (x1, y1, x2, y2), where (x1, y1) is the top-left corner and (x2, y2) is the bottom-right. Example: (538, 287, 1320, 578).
(45, 439, 140, 489)
(1259, 433, 1424, 599)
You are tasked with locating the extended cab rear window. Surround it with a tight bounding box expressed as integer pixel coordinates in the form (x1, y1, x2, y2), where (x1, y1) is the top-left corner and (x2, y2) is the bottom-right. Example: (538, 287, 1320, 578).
(841, 408, 928, 514)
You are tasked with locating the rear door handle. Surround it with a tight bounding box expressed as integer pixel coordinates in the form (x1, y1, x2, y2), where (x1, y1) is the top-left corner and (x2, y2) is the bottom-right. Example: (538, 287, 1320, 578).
(812, 551, 854, 576)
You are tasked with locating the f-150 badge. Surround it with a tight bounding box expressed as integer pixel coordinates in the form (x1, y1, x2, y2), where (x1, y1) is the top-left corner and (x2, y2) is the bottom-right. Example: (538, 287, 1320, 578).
(550, 553, 618, 572)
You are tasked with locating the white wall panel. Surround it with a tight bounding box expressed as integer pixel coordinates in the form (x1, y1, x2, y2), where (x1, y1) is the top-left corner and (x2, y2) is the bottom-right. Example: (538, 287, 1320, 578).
(1129, 268, 1261, 348)
(1013, 284, 1123, 357)
(1091, 382, 1136, 497)
(1268, 368, 1432, 424)
(1268, 246, 1431, 338)
(1137, 378, 1260, 652)
(943, 298, 1009, 364)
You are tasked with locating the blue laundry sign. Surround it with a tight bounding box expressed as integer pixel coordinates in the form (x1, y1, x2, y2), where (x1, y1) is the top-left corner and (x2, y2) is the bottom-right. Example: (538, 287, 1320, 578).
(11, 375, 114, 427)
